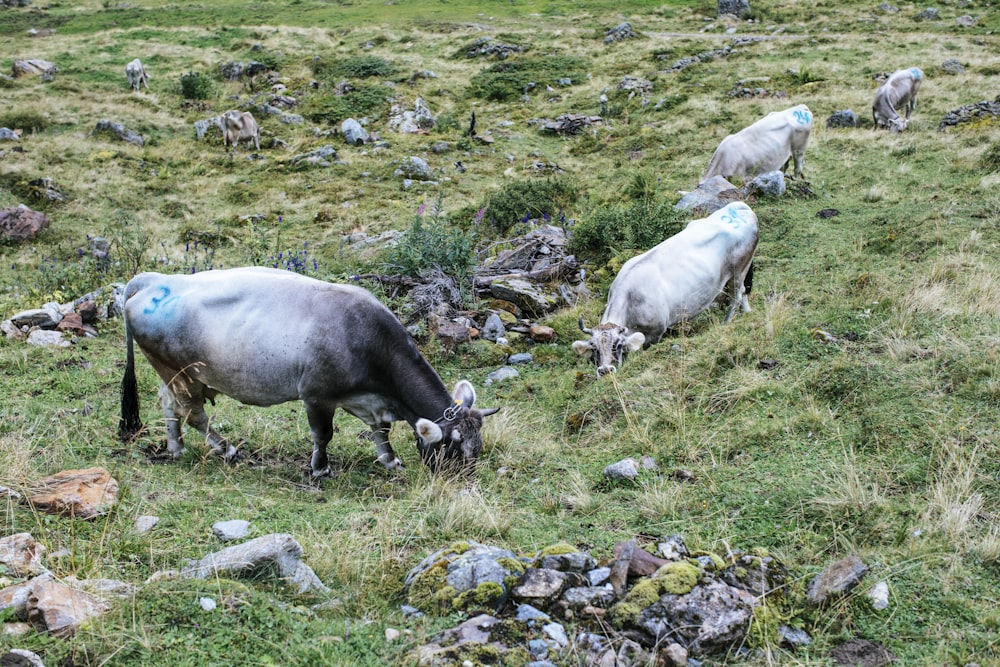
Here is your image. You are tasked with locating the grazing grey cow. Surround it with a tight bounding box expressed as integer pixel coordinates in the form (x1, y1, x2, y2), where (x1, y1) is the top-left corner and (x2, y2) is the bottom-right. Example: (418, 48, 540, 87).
(573, 202, 759, 376)
(119, 267, 497, 476)
(702, 104, 813, 183)
(125, 59, 149, 92)
(872, 67, 923, 132)
(222, 109, 261, 150)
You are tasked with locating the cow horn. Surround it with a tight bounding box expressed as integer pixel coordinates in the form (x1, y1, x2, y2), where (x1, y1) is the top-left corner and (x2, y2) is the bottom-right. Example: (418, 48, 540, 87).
(578, 316, 592, 334)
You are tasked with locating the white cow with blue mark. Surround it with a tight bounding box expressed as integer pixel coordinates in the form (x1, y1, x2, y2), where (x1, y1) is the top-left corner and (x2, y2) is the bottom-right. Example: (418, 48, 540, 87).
(573, 202, 759, 376)
(873, 67, 923, 133)
(702, 104, 813, 183)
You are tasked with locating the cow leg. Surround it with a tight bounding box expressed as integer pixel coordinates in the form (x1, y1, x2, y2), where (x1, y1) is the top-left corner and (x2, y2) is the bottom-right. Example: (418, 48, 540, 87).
(183, 404, 239, 461)
(305, 403, 334, 478)
(158, 382, 185, 459)
(371, 423, 404, 470)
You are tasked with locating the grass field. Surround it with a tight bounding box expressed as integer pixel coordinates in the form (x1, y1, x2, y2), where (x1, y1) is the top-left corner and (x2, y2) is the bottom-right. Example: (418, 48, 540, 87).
(1, 0, 999, 664)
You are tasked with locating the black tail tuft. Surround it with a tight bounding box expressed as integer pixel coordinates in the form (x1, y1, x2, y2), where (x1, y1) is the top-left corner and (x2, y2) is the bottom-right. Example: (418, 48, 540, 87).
(119, 322, 143, 441)
(743, 260, 755, 297)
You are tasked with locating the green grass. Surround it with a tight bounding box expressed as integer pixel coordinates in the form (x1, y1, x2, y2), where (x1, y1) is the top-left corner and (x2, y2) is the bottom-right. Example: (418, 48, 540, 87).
(1, 0, 1000, 665)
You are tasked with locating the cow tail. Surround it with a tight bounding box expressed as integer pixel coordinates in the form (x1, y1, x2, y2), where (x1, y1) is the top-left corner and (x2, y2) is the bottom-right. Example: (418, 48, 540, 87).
(743, 260, 755, 297)
(119, 318, 143, 441)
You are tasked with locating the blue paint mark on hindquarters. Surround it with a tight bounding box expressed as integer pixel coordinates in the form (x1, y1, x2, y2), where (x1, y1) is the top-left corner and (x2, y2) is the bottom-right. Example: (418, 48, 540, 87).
(720, 206, 745, 227)
(910, 67, 922, 80)
(142, 286, 179, 317)
(792, 108, 811, 126)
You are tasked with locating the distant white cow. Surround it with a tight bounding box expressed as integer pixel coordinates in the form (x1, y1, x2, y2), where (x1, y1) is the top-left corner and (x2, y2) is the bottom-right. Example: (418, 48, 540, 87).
(702, 104, 813, 183)
(872, 67, 923, 133)
(125, 59, 149, 92)
(573, 202, 759, 376)
(222, 110, 261, 150)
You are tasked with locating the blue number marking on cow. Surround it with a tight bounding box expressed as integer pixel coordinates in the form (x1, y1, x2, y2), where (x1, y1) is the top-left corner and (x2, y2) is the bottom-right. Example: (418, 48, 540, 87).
(143, 286, 179, 316)
(792, 108, 811, 126)
(720, 207, 744, 227)
(910, 67, 922, 80)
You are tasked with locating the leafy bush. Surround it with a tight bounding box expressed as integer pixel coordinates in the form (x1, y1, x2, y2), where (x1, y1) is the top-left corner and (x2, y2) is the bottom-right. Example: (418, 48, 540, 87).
(385, 206, 475, 283)
(302, 84, 392, 124)
(570, 198, 686, 262)
(480, 177, 579, 235)
(0, 109, 50, 134)
(179, 71, 213, 100)
(467, 55, 588, 102)
(313, 55, 396, 80)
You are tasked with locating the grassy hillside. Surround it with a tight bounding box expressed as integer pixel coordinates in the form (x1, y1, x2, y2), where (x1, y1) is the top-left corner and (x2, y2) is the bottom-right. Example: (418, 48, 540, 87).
(1, 0, 998, 665)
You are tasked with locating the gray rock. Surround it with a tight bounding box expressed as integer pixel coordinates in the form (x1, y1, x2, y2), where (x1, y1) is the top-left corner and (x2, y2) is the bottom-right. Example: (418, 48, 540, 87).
(868, 581, 889, 610)
(212, 519, 251, 541)
(439, 544, 519, 593)
(481, 313, 506, 342)
(199, 596, 217, 611)
(489, 278, 562, 317)
(512, 568, 567, 603)
(0, 649, 46, 667)
(388, 97, 435, 133)
(657, 535, 690, 561)
(341, 118, 369, 146)
(807, 555, 868, 604)
(194, 116, 223, 141)
(134, 515, 159, 534)
(718, 0, 750, 17)
(10, 305, 61, 329)
(11, 59, 56, 78)
(740, 170, 786, 198)
(779, 624, 812, 649)
(219, 61, 244, 80)
(0, 533, 47, 577)
(507, 352, 533, 365)
(955, 14, 977, 27)
(538, 551, 596, 573)
(179, 533, 330, 595)
(0, 128, 19, 141)
(661, 643, 688, 667)
(941, 58, 965, 75)
(291, 145, 338, 167)
(604, 458, 639, 480)
(279, 113, 304, 125)
(938, 96, 1000, 131)
(394, 155, 432, 179)
(0, 205, 50, 243)
(528, 638, 549, 659)
(429, 141, 450, 154)
(604, 22, 638, 43)
(674, 176, 743, 216)
(560, 586, 615, 610)
(91, 120, 144, 147)
(26, 330, 70, 347)
(515, 603, 551, 624)
(876, 2, 899, 12)
(826, 109, 858, 128)
(542, 622, 568, 648)
(587, 566, 611, 586)
(485, 366, 519, 386)
(915, 6, 939, 19)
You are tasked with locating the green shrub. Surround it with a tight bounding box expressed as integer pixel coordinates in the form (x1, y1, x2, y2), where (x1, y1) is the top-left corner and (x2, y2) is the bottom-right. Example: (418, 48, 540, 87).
(179, 71, 213, 100)
(385, 208, 475, 283)
(302, 84, 392, 124)
(481, 177, 579, 235)
(313, 55, 396, 80)
(467, 55, 588, 102)
(0, 110, 50, 134)
(981, 141, 1000, 172)
(570, 198, 686, 261)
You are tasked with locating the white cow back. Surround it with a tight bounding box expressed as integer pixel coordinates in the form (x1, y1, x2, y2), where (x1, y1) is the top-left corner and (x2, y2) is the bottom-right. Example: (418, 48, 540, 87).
(602, 202, 758, 344)
(702, 104, 812, 182)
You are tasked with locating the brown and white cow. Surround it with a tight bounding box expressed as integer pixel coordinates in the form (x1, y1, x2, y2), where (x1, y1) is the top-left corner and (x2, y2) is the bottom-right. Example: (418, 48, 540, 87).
(222, 110, 261, 150)
(120, 267, 497, 475)
(125, 59, 149, 92)
(872, 67, 923, 133)
(574, 202, 759, 376)
(702, 104, 813, 183)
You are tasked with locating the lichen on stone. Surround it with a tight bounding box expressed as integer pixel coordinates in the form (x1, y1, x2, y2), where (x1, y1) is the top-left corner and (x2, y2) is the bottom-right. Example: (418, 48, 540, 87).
(537, 542, 577, 558)
(453, 581, 505, 611)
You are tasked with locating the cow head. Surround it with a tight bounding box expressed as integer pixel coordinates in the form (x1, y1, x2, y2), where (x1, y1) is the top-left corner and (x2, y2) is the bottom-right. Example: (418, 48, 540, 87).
(888, 117, 908, 133)
(415, 380, 499, 471)
(572, 317, 645, 376)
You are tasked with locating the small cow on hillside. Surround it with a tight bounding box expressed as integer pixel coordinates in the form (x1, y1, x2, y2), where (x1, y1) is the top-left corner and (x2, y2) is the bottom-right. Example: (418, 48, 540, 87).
(125, 59, 149, 92)
(222, 109, 261, 150)
(702, 104, 813, 183)
(574, 202, 759, 376)
(119, 267, 497, 476)
(872, 67, 923, 132)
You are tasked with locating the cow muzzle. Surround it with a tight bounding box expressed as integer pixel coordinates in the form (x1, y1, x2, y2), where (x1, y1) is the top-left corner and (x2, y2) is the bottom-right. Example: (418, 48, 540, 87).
(597, 364, 617, 377)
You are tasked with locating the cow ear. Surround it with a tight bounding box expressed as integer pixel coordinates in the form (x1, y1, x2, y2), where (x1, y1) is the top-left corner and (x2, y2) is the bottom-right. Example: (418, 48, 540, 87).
(572, 340, 593, 356)
(416, 419, 443, 444)
(451, 380, 476, 408)
(625, 332, 645, 351)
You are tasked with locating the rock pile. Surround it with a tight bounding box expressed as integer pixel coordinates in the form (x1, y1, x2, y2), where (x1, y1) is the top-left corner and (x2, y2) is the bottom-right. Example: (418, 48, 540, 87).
(938, 95, 1000, 131)
(2, 284, 122, 347)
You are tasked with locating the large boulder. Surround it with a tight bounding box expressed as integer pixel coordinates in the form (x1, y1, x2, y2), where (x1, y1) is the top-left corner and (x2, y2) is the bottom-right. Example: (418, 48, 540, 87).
(26, 467, 119, 519)
(674, 176, 743, 216)
(26, 579, 111, 638)
(0, 205, 49, 243)
(12, 59, 56, 78)
(388, 97, 435, 134)
(91, 120, 144, 147)
(341, 118, 369, 146)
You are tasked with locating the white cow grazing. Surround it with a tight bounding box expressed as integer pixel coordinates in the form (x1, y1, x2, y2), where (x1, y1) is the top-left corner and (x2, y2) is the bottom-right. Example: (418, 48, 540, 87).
(702, 104, 813, 183)
(872, 67, 923, 133)
(222, 109, 261, 150)
(573, 202, 759, 376)
(125, 58, 149, 92)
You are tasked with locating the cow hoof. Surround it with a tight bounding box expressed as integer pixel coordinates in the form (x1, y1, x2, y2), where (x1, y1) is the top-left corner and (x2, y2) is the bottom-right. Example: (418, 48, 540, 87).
(311, 466, 333, 479)
(377, 453, 404, 470)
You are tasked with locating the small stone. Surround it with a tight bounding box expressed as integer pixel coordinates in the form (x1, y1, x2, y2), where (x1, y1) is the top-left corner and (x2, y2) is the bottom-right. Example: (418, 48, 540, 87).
(485, 366, 519, 386)
(515, 603, 551, 624)
(586, 566, 611, 586)
(662, 643, 688, 667)
(542, 622, 568, 648)
(507, 352, 533, 365)
(808, 555, 868, 604)
(385, 627, 401, 642)
(529, 325, 557, 342)
(212, 520, 251, 541)
(603, 458, 639, 480)
(868, 581, 889, 610)
(0, 649, 46, 667)
(134, 515, 159, 534)
(199, 597, 217, 611)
